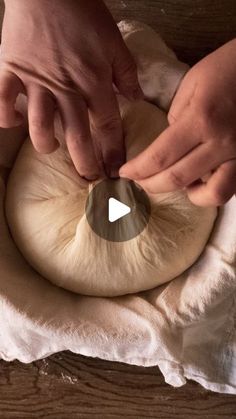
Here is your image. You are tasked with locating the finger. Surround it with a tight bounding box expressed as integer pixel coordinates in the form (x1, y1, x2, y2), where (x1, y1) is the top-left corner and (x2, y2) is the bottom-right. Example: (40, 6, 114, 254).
(0, 70, 24, 127)
(120, 117, 200, 180)
(88, 86, 125, 178)
(186, 160, 236, 207)
(135, 143, 225, 194)
(112, 38, 143, 101)
(57, 93, 100, 180)
(28, 86, 59, 154)
(167, 71, 195, 125)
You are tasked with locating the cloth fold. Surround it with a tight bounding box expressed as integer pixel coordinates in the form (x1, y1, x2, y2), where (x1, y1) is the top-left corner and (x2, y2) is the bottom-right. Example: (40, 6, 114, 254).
(0, 20, 236, 394)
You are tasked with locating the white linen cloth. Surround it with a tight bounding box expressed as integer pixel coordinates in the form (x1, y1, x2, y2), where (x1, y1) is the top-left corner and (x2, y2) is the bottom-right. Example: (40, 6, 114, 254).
(0, 20, 236, 394)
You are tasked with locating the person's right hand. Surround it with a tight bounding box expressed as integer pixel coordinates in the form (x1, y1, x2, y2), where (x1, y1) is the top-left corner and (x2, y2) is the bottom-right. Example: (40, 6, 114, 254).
(0, 0, 142, 179)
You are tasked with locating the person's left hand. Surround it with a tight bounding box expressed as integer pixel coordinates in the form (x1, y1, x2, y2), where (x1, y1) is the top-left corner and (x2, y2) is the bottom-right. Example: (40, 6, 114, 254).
(120, 39, 236, 207)
(0, 0, 142, 180)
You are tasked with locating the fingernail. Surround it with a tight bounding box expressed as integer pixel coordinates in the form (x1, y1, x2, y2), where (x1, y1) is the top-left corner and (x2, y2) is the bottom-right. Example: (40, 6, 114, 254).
(82, 174, 100, 181)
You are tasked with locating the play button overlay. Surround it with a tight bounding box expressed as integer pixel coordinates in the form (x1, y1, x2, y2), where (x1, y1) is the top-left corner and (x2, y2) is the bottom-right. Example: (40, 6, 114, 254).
(108, 198, 131, 222)
(85, 178, 151, 242)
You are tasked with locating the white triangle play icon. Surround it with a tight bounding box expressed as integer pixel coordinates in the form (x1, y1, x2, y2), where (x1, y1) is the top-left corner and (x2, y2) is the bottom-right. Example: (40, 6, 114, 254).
(108, 197, 131, 223)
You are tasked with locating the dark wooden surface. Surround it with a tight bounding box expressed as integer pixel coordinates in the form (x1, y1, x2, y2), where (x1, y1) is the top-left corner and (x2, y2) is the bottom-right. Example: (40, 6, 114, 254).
(1, 1, 236, 418)
(105, 0, 236, 65)
(1, 351, 236, 419)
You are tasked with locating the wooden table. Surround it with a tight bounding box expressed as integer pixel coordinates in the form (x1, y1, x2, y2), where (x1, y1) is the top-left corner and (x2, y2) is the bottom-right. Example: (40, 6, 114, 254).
(1, 352, 236, 418)
(105, 0, 236, 65)
(1, 1, 236, 417)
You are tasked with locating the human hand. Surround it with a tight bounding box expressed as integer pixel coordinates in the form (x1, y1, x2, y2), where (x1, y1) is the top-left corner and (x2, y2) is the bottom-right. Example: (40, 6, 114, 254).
(120, 39, 236, 206)
(0, 0, 142, 179)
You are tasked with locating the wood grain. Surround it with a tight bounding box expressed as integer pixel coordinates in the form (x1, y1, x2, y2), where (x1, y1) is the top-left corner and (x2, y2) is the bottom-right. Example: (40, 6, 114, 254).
(105, 0, 236, 64)
(1, 351, 236, 419)
(1, 1, 236, 418)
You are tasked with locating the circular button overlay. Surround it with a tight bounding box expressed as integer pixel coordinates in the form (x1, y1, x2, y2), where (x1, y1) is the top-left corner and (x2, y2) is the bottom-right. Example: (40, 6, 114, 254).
(85, 178, 151, 242)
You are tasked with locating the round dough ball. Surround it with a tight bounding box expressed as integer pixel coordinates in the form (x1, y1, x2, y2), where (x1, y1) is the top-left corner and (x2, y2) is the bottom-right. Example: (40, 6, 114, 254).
(5, 98, 217, 297)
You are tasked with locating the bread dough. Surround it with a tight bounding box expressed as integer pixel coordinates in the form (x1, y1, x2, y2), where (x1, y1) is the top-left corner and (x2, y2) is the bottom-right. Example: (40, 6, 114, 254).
(5, 97, 217, 297)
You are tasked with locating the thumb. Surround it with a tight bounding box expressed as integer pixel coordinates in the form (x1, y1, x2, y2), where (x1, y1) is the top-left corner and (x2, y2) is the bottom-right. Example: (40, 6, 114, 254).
(112, 40, 143, 101)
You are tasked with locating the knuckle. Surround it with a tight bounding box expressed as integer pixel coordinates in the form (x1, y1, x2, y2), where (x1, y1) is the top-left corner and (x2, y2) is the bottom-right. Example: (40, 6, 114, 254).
(82, 62, 111, 87)
(195, 100, 223, 138)
(194, 93, 217, 119)
(68, 134, 88, 148)
(150, 151, 168, 171)
(201, 101, 218, 122)
(94, 116, 121, 133)
(30, 118, 48, 133)
(168, 170, 187, 188)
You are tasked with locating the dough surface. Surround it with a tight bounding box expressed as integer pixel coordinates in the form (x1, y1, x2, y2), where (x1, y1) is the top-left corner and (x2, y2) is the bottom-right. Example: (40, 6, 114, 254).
(5, 97, 217, 297)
